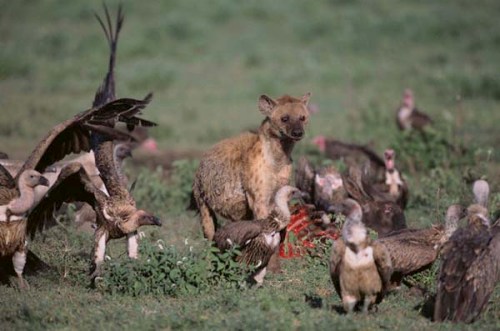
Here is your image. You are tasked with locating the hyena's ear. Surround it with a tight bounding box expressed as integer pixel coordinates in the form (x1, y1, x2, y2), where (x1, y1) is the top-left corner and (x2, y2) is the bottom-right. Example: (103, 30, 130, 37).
(301, 92, 312, 106)
(258, 95, 278, 117)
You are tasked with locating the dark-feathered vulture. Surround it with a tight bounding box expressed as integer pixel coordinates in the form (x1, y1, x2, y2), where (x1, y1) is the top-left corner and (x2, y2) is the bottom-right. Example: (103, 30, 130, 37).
(434, 180, 499, 323)
(395, 89, 432, 132)
(294, 156, 347, 212)
(329, 199, 393, 313)
(341, 166, 407, 237)
(312, 136, 386, 180)
(214, 186, 301, 285)
(365, 149, 409, 210)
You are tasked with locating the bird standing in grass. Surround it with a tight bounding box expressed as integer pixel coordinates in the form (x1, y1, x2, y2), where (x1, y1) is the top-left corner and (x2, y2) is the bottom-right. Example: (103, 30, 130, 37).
(434, 180, 499, 323)
(329, 199, 393, 313)
(395, 89, 432, 132)
(214, 185, 302, 285)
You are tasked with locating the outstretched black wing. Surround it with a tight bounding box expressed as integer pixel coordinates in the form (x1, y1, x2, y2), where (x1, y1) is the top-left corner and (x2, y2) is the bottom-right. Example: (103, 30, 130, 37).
(15, 97, 151, 179)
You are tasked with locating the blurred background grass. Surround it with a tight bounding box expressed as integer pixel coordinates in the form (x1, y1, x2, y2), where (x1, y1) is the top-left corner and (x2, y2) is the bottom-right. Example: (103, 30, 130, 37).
(1, 0, 499, 154)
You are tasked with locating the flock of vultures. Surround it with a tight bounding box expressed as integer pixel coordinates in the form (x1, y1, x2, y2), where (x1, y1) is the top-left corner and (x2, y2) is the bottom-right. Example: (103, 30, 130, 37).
(1, 4, 499, 325)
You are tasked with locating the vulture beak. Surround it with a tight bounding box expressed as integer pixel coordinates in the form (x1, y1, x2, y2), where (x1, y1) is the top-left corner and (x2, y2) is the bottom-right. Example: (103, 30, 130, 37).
(123, 148, 133, 159)
(38, 176, 50, 187)
(291, 190, 308, 205)
(151, 216, 162, 227)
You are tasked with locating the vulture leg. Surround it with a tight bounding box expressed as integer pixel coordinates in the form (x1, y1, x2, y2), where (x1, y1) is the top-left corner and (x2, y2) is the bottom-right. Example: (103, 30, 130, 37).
(252, 267, 267, 286)
(362, 295, 376, 313)
(91, 229, 108, 277)
(12, 246, 29, 290)
(127, 231, 139, 259)
(343, 295, 357, 314)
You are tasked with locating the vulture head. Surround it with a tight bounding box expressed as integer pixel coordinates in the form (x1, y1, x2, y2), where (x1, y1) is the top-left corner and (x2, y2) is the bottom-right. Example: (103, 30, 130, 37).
(19, 170, 50, 189)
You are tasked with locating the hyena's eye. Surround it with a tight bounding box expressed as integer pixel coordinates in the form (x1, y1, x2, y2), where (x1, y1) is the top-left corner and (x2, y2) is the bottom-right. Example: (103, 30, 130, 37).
(299, 115, 306, 121)
(281, 115, 289, 123)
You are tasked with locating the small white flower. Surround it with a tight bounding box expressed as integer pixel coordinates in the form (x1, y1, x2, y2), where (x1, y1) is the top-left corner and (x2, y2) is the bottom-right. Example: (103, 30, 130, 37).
(138, 231, 146, 239)
(156, 239, 165, 250)
(176, 260, 183, 265)
(184, 238, 189, 246)
(105, 255, 111, 261)
(189, 246, 193, 252)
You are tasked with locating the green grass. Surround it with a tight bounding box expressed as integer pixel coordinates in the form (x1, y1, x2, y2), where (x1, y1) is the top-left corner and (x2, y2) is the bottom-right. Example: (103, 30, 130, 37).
(1, 0, 500, 330)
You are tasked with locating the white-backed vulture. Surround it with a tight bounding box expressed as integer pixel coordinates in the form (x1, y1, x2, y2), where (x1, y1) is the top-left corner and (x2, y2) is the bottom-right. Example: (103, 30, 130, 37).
(329, 199, 393, 313)
(214, 185, 301, 285)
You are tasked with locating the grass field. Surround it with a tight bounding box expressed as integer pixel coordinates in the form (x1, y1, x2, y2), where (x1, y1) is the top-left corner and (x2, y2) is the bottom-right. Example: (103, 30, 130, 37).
(1, 0, 499, 330)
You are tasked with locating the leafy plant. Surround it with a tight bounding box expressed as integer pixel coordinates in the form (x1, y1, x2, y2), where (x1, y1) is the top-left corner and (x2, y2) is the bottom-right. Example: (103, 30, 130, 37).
(99, 239, 252, 297)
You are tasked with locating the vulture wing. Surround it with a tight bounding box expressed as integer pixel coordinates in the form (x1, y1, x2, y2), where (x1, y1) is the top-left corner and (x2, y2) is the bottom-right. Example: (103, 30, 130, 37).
(294, 156, 315, 201)
(372, 241, 393, 290)
(329, 239, 346, 298)
(0, 164, 18, 205)
(27, 162, 108, 238)
(0, 164, 16, 189)
(15, 97, 151, 180)
(434, 226, 491, 322)
(214, 221, 263, 251)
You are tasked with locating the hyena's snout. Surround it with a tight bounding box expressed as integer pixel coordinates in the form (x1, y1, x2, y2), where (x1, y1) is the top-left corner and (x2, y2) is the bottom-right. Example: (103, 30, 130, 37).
(289, 122, 306, 140)
(291, 127, 304, 139)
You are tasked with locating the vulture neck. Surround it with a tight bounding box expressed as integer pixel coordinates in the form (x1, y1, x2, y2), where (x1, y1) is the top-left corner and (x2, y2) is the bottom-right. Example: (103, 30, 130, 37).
(94, 139, 132, 203)
(8, 183, 35, 215)
(113, 151, 127, 187)
(274, 191, 291, 223)
(385, 170, 403, 197)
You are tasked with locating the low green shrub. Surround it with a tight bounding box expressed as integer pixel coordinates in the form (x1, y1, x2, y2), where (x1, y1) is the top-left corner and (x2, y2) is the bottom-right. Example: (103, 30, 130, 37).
(99, 239, 252, 297)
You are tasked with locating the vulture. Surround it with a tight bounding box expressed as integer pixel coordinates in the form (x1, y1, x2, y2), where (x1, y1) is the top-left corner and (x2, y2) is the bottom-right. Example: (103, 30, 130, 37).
(329, 199, 393, 313)
(434, 180, 500, 323)
(0, 143, 132, 205)
(365, 149, 408, 209)
(377, 204, 465, 289)
(1, 4, 159, 287)
(0, 97, 149, 289)
(311, 136, 386, 180)
(32, 4, 159, 277)
(341, 166, 407, 237)
(214, 185, 301, 285)
(395, 89, 432, 132)
(294, 156, 347, 212)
